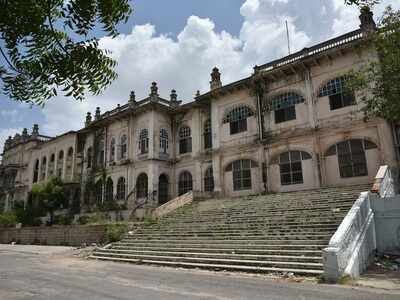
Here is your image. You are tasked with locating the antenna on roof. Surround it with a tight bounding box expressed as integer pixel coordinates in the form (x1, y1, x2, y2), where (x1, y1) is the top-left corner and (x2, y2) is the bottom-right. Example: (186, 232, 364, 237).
(285, 20, 291, 55)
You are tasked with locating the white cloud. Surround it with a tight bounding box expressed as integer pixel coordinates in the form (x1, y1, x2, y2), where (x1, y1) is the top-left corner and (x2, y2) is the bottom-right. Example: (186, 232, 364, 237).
(39, 2, 313, 136)
(0, 110, 22, 123)
(331, 0, 400, 36)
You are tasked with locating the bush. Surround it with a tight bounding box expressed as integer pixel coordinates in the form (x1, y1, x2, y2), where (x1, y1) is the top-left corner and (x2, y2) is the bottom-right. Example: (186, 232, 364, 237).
(77, 215, 90, 225)
(53, 214, 73, 225)
(106, 223, 128, 243)
(0, 212, 18, 227)
(87, 212, 109, 224)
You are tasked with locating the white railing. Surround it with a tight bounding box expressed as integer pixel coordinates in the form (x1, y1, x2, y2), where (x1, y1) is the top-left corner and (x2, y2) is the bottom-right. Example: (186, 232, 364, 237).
(152, 191, 193, 219)
(323, 192, 376, 282)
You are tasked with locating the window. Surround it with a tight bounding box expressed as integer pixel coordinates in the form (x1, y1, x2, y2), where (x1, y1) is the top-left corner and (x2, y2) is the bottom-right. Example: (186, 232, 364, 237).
(269, 92, 304, 124)
(325, 139, 375, 178)
(120, 135, 127, 159)
(49, 154, 55, 176)
(204, 119, 212, 149)
(136, 173, 148, 198)
(318, 76, 355, 110)
(204, 167, 214, 192)
(160, 129, 169, 154)
(279, 151, 311, 185)
(87, 147, 93, 169)
(116, 177, 126, 201)
(158, 174, 169, 205)
(105, 178, 113, 202)
(225, 160, 256, 191)
(97, 137, 105, 167)
(178, 171, 193, 196)
(57, 150, 64, 178)
(40, 157, 47, 180)
(65, 147, 73, 179)
(110, 138, 116, 162)
(95, 180, 103, 204)
(179, 126, 192, 154)
(33, 159, 39, 183)
(139, 129, 149, 154)
(223, 106, 254, 135)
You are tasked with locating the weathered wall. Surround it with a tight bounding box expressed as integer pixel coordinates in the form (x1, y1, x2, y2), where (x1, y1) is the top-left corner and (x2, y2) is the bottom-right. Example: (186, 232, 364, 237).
(0, 225, 108, 246)
(371, 196, 400, 253)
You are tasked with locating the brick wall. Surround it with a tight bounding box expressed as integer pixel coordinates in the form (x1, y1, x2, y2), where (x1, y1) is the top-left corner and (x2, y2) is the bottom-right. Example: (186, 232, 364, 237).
(0, 225, 108, 246)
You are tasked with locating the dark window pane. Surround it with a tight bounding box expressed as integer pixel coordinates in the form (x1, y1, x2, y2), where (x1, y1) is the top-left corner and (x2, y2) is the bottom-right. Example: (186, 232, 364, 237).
(290, 151, 301, 162)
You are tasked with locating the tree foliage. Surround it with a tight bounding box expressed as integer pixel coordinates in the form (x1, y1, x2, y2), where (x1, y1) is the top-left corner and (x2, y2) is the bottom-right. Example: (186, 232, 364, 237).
(344, 0, 380, 7)
(347, 6, 400, 121)
(0, 0, 132, 105)
(31, 177, 66, 221)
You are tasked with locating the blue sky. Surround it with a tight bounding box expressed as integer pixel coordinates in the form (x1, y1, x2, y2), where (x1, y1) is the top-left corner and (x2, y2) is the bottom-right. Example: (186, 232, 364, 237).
(1, 0, 399, 153)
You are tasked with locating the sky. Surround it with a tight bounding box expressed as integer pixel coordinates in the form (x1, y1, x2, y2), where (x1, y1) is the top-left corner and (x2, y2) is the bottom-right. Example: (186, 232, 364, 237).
(0, 0, 399, 154)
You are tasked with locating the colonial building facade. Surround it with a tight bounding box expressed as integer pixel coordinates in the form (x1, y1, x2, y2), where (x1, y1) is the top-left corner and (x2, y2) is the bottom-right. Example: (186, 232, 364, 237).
(1, 9, 398, 213)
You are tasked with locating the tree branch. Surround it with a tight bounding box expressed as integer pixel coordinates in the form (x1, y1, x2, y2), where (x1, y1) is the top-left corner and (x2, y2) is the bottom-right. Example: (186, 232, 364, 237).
(46, 0, 69, 54)
(0, 46, 21, 74)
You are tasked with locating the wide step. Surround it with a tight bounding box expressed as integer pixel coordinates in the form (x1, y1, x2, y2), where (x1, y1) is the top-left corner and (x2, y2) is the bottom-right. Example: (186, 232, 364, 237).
(90, 185, 368, 276)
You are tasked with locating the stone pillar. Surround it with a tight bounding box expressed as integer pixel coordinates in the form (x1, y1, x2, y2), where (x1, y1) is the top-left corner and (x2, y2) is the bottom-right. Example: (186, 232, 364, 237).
(212, 153, 223, 194)
(304, 68, 317, 129)
(210, 67, 222, 90)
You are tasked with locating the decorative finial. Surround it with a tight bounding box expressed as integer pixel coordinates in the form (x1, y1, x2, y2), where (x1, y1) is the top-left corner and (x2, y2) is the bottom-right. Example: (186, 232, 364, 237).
(150, 82, 159, 102)
(128, 91, 137, 108)
(32, 124, 39, 137)
(85, 112, 92, 127)
(22, 128, 28, 139)
(210, 67, 222, 90)
(196, 90, 201, 97)
(359, 6, 376, 33)
(95, 107, 101, 120)
(170, 89, 177, 102)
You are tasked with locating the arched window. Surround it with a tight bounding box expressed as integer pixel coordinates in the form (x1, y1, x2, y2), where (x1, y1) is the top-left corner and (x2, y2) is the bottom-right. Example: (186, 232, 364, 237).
(225, 159, 256, 191)
(223, 106, 254, 135)
(179, 126, 192, 154)
(95, 180, 103, 204)
(178, 171, 193, 196)
(318, 76, 355, 110)
(49, 154, 55, 177)
(86, 147, 93, 169)
(40, 157, 47, 181)
(136, 173, 148, 198)
(65, 147, 73, 179)
(139, 129, 149, 154)
(204, 119, 212, 149)
(158, 174, 169, 204)
(105, 178, 114, 202)
(57, 150, 64, 178)
(97, 137, 105, 166)
(33, 159, 39, 183)
(116, 177, 126, 201)
(268, 92, 304, 124)
(204, 167, 214, 192)
(110, 138, 116, 162)
(278, 151, 312, 186)
(120, 135, 127, 159)
(160, 129, 169, 154)
(325, 139, 377, 178)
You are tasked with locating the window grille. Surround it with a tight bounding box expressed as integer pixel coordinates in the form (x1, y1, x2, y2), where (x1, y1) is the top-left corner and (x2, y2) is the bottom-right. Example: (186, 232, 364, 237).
(139, 129, 149, 154)
(223, 106, 254, 135)
(318, 76, 355, 110)
(116, 177, 126, 201)
(204, 119, 212, 149)
(204, 167, 214, 192)
(178, 171, 193, 195)
(279, 151, 310, 185)
(179, 126, 192, 154)
(120, 135, 127, 159)
(136, 173, 148, 198)
(160, 129, 169, 154)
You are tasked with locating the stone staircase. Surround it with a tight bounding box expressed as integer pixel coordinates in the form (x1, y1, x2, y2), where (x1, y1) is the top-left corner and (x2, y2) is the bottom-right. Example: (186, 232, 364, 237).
(91, 185, 370, 275)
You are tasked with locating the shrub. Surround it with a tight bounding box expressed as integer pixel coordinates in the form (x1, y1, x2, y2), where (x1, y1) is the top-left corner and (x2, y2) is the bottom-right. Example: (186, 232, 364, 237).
(77, 215, 90, 225)
(0, 212, 18, 227)
(53, 214, 73, 225)
(87, 212, 109, 224)
(106, 223, 128, 243)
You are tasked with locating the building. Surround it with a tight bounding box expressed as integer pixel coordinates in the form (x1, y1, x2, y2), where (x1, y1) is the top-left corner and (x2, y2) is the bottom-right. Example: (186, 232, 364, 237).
(0, 8, 398, 214)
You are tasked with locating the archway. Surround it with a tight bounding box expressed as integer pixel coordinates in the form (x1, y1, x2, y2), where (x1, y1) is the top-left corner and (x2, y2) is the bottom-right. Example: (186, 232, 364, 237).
(158, 174, 169, 205)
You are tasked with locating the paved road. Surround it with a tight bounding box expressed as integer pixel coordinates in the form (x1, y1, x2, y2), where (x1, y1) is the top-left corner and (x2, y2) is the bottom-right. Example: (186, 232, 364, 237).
(0, 245, 398, 300)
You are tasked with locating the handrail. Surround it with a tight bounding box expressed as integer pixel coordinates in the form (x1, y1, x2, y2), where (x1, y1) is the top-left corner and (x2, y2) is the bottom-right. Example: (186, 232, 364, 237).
(323, 191, 376, 282)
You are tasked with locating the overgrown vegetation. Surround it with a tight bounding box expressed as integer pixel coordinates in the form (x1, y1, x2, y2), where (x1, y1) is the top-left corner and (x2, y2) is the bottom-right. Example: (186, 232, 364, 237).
(0, 211, 17, 227)
(345, 3, 400, 121)
(106, 223, 128, 242)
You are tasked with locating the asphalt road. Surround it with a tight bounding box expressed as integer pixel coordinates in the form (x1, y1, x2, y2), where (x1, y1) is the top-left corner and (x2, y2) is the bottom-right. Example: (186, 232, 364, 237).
(0, 245, 398, 300)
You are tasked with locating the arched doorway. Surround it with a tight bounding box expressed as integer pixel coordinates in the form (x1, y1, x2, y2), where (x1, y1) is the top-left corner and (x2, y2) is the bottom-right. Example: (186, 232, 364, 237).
(158, 174, 169, 205)
(136, 173, 148, 199)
